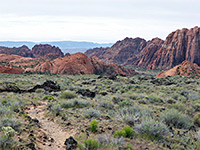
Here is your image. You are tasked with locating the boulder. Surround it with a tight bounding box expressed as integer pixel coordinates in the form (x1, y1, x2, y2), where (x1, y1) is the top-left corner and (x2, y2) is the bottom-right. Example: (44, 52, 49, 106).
(64, 136, 77, 150)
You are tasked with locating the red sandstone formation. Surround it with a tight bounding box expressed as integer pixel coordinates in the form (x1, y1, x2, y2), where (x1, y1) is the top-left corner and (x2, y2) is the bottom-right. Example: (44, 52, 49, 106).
(0, 65, 23, 74)
(26, 53, 136, 76)
(32, 44, 64, 59)
(85, 26, 200, 69)
(157, 61, 200, 78)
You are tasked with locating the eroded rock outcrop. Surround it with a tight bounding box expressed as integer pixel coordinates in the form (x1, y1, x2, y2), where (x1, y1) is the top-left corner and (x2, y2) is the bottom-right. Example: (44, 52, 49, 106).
(86, 37, 146, 65)
(0, 65, 24, 74)
(32, 44, 64, 59)
(26, 53, 136, 76)
(157, 61, 200, 78)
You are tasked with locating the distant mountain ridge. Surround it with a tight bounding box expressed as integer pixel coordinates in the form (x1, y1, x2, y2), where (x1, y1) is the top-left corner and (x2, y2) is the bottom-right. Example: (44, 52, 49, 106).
(0, 41, 113, 54)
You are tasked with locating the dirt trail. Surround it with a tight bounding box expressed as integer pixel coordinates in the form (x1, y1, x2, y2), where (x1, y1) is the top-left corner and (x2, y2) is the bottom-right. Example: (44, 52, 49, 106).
(26, 101, 76, 150)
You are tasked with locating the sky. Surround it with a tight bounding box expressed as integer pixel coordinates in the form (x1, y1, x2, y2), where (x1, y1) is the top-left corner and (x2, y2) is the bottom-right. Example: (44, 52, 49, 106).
(0, 0, 199, 43)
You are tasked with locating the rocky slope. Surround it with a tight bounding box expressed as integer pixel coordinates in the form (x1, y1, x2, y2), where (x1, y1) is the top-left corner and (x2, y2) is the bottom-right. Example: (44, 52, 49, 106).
(26, 53, 136, 76)
(85, 26, 200, 69)
(157, 60, 200, 78)
(0, 65, 24, 74)
(32, 44, 64, 59)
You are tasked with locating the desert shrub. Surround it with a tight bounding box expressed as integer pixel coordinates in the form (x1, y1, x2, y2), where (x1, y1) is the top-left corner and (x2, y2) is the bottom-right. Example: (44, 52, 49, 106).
(146, 94, 163, 103)
(60, 91, 77, 99)
(61, 100, 90, 109)
(0, 117, 21, 131)
(160, 109, 193, 129)
(99, 101, 114, 109)
(90, 120, 98, 132)
(112, 96, 123, 104)
(113, 126, 134, 138)
(72, 100, 90, 108)
(0, 107, 12, 117)
(118, 106, 152, 125)
(134, 120, 170, 140)
(118, 100, 133, 107)
(0, 136, 17, 150)
(97, 134, 124, 146)
(78, 139, 99, 150)
(48, 104, 62, 116)
(194, 114, 200, 127)
(61, 101, 73, 109)
(2, 126, 16, 138)
(84, 108, 101, 118)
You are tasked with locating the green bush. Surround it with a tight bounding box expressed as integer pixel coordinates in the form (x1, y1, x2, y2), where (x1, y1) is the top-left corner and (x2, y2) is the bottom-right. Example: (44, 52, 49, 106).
(90, 120, 98, 132)
(160, 109, 194, 129)
(134, 120, 170, 140)
(113, 126, 134, 138)
(113, 130, 127, 138)
(84, 139, 99, 150)
(122, 126, 134, 138)
(126, 144, 133, 150)
(60, 91, 77, 99)
(43, 95, 54, 100)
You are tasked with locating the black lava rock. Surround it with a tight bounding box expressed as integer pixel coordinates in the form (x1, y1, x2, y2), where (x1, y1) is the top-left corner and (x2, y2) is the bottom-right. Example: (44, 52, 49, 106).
(64, 136, 78, 150)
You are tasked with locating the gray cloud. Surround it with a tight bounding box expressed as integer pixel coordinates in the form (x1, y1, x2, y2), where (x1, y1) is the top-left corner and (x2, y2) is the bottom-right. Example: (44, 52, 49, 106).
(0, 0, 199, 42)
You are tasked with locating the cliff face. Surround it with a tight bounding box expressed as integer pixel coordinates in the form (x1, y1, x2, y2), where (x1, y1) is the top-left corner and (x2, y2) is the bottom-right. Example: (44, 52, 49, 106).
(85, 26, 200, 69)
(0, 45, 34, 58)
(145, 26, 200, 69)
(32, 44, 64, 59)
(157, 61, 200, 78)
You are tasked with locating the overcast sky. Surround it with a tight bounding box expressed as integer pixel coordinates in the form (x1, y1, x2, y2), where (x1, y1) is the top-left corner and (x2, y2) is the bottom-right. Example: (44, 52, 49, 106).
(0, 0, 199, 43)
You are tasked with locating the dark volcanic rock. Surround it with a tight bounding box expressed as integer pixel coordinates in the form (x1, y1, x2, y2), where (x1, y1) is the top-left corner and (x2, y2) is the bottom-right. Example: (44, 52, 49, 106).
(0, 80, 61, 93)
(64, 136, 77, 150)
(76, 89, 96, 98)
(26, 142, 36, 150)
(151, 77, 176, 86)
(32, 44, 64, 59)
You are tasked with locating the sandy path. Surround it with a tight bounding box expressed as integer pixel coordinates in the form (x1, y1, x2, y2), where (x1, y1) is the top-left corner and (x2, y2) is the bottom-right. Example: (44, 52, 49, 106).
(26, 102, 76, 150)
